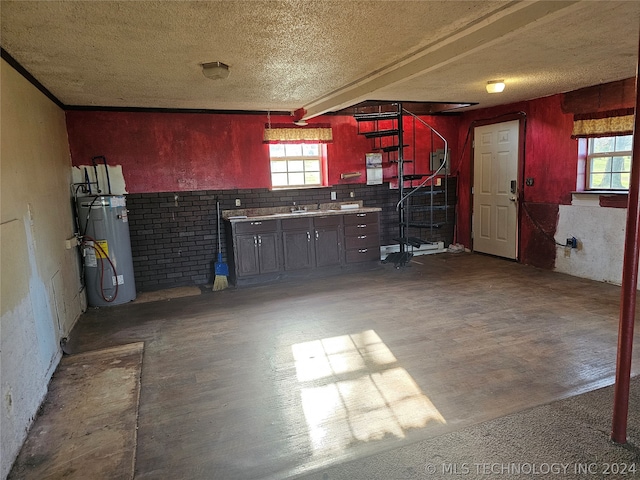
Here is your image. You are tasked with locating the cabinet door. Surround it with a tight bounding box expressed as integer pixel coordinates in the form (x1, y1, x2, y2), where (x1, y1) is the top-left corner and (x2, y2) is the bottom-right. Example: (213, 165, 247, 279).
(236, 234, 260, 277)
(315, 227, 342, 267)
(257, 233, 281, 274)
(283, 230, 314, 270)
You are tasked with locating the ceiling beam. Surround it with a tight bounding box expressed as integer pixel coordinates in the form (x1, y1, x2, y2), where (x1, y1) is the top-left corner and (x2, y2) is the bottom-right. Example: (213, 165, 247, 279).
(301, 0, 579, 119)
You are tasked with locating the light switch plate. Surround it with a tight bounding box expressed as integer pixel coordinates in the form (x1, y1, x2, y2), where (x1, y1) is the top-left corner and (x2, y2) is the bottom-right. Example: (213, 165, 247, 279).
(235, 198, 241, 206)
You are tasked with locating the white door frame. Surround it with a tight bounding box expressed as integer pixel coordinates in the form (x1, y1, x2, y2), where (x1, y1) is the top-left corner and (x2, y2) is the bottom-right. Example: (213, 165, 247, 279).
(471, 119, 521, 259)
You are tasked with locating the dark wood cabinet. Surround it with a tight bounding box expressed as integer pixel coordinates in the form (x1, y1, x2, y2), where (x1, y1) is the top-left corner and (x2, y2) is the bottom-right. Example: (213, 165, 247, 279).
(281, 216, 342, 269)
(313, 216, 342, 267)
(232, 220, 281, 278)
(343, 212, 380, 263)
(228, 210, 379, 286)
(282, 218, 314, 271)
(256, 232, 280, 274)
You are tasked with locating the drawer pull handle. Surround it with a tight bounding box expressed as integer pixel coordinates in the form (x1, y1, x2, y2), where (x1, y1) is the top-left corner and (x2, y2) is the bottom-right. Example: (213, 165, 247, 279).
(251, 221, 262, 225)
(357, 224, 367, 228)
(307, 232, 311, 241)
(356, 213, 367, 217)
(315, 230, 319, 240)
(358, 235, 367, 239)
(358, 248, 368, 253)
(258, 235, 262, 246)
(254, 236, 258, 247)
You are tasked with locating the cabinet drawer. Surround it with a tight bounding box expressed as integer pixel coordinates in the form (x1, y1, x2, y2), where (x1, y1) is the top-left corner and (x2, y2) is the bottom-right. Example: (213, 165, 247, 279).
(344, 223, 379, 236)
(345, 233, 378, 249)
(345, 247, 379, 263)
(314, 215, 342, 227)
(234, 220, 278, 234)
(344, 212, 379, 225)
(281, 217, 311, 230)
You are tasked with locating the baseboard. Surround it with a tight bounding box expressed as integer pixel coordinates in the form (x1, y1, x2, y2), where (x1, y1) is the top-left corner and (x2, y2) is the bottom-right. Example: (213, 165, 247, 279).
(380, 242, 446, 260)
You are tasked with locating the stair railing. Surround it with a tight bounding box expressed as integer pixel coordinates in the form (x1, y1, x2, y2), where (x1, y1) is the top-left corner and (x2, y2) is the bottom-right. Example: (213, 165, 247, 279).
(396, 109, 448, 211)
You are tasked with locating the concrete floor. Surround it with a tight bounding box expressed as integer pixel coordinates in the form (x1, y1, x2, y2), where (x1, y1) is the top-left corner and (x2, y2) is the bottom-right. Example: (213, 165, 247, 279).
(48, 253, 640, 478)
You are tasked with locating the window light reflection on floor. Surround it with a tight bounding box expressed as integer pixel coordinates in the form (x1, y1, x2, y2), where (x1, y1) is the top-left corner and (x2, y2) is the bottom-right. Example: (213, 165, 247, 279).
(292, 330, 446, 455)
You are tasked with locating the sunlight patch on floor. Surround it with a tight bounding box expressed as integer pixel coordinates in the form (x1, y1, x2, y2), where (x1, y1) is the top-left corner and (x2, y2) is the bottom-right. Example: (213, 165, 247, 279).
(292, 330, 446, 456)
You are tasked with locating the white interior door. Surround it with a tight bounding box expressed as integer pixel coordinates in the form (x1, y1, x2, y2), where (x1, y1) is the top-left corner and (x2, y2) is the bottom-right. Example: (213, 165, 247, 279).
(472, 120, 519, 259)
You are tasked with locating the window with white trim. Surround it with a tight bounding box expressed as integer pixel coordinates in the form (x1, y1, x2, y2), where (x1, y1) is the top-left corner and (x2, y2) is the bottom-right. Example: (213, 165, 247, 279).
(587, 134, 632, 190)
(269, 143, 323, 188)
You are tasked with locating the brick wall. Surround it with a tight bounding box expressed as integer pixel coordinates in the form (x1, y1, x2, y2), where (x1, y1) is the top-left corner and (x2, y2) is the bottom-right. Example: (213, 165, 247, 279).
(127, 180, 456, 291)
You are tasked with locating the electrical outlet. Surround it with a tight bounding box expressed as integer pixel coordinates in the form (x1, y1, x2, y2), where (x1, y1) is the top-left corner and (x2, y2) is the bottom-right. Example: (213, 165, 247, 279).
(350, 191, 355, 198)
(235, 198, 241, 207)
(331, 191, 337, 200)
(566, 236, 577, 248)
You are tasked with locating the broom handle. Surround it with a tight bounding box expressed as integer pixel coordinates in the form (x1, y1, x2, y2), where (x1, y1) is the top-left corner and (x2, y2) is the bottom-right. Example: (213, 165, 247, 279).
(217, 200, 221, 253)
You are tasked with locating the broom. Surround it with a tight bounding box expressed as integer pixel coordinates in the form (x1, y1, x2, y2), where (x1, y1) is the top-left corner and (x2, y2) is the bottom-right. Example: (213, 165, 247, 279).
(213, 200, 229, 291)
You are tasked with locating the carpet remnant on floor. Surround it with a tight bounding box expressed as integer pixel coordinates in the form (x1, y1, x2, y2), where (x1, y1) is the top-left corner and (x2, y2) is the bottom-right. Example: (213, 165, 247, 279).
(133, 286, 202, 304)
(8, 342, 144, 480)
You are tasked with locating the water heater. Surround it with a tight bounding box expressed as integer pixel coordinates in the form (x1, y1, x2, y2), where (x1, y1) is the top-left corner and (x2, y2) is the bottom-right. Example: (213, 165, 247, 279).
(77, 195, 136, 306)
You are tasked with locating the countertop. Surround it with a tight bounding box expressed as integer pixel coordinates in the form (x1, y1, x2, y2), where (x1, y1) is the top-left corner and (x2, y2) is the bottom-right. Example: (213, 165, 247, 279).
(223, 202, 381, 222)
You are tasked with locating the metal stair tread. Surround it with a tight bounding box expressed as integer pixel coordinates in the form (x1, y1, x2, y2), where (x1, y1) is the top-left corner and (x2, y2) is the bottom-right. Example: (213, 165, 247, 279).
(375, 144, 410, 153)
(393, 236, 431, 247)
(400, 188, 445, 195)
(406, 222, 445, 229)
(382, 251, 413, 266)
(362, 129, 399, 139)
(407, 205, 452, 212)
(354, 112, 401, 121)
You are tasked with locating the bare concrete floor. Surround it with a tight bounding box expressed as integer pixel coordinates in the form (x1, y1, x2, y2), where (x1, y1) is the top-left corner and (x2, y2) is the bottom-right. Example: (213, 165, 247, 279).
(59, 253, 640, 479)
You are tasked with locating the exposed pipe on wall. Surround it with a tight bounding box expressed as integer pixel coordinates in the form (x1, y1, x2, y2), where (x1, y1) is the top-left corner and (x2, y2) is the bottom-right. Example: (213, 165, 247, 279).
(611, 30, 640, 444)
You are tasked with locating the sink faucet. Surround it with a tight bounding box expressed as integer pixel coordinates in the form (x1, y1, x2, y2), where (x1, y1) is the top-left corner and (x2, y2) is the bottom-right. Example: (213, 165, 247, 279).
(291, 201, 306, 213)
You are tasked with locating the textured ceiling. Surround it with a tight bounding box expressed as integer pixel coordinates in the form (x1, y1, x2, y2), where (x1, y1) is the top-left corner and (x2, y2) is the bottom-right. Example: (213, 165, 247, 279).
(1, 1, 639, 118)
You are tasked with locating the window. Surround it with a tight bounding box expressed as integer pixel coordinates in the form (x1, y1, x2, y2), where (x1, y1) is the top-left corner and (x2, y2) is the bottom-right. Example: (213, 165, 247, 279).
(269, 143, 323, 188)
(587, 134, 632, 190)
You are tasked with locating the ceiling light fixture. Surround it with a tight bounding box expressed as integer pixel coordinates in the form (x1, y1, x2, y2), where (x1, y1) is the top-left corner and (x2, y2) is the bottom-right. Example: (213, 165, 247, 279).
(486, 80, 505, 94)
(202, 62, 230, 80)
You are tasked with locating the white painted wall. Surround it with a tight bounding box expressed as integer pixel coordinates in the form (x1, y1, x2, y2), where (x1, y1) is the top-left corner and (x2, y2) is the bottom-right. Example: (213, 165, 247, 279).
(1, 59, 85, 479)
(555, 194, 628, 286)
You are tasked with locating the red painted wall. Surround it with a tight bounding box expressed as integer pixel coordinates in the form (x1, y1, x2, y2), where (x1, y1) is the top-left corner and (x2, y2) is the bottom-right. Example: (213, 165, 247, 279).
(455, 94, 577, 268)
(67, 101, 575, 270)
(66, 111, 376, 193)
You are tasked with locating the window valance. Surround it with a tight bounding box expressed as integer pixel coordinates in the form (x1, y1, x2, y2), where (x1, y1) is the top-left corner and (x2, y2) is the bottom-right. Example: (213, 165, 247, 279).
(263, 123, 333, 144)
(571, 108, 635, 139)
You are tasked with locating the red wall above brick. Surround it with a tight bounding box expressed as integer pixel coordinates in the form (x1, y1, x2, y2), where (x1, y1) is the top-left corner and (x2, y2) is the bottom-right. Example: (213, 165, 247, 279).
(66, 111, 375, 193)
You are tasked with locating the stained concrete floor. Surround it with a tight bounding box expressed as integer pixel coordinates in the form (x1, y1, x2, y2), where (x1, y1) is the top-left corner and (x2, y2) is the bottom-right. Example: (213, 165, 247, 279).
(24, 253, 640, 478)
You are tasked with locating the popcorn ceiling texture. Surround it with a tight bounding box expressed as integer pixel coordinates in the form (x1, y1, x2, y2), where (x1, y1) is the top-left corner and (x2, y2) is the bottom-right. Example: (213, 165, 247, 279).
(2, 1, 638, 113)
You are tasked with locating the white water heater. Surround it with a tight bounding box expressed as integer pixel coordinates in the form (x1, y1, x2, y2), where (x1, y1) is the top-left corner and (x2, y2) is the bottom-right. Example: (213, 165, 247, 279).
(77, 195, 136, 306)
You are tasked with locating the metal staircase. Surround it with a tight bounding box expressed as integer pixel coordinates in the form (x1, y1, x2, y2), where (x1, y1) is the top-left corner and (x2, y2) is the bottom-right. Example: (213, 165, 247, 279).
(354, 102, 452, 267)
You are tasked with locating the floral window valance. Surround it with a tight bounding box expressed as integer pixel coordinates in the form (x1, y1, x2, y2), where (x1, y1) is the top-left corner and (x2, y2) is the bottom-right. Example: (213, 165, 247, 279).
(571, 108, 635, 139)
(263, 123, 333, 144)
